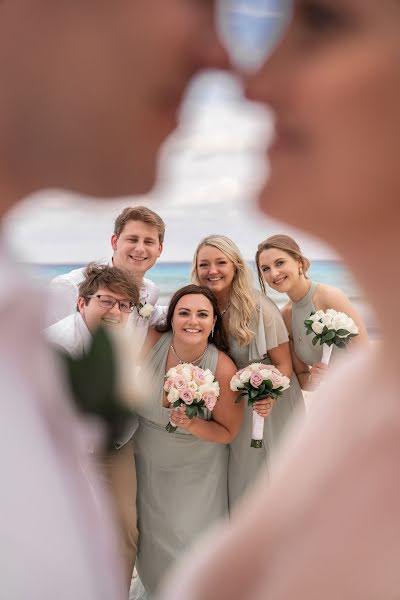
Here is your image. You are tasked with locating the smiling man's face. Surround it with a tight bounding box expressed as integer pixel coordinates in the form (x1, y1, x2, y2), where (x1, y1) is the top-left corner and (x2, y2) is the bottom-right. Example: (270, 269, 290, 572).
(111, 220, 162, 280)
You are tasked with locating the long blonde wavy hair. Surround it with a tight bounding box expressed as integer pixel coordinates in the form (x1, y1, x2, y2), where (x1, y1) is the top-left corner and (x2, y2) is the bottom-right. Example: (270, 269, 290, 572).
(191, 235, 257, 346)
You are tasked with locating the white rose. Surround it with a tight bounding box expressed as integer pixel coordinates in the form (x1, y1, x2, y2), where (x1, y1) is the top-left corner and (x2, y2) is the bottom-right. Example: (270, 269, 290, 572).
(139, 303, 154, 318)
(239, 369, 251, 383)
(230, 375, 243, 391)
(167, 367, 178, 379)
(348, 321, 359, 335)
(309, 312, 321, 322)
(203, 369, 215, 385)
(188, 380, 199, 392)
(193, 391, 202, 401)
(167, 388, 180, 403)
(311, 321, 324, 335)
(260, 369, 273, 380)
(280, 375, 291, 390)
(182, 365, 192, 382)
(198, 383, 214, 395)
(211, 381, 220, 395)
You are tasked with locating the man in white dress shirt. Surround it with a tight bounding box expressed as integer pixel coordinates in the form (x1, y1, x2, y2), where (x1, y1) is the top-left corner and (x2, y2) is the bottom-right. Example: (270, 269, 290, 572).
(47, 206, 166, 350)
(46, 263, 140, 591)
(0, 2, 230, 599)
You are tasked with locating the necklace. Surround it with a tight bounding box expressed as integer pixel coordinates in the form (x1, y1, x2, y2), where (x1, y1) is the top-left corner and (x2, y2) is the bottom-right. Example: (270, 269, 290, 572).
(170, 344, 208, 365)
(220, 301, 231, 316)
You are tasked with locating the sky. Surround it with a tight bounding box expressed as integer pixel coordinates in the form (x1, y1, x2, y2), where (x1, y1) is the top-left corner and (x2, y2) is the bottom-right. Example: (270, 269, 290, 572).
(3, 1, 339, 265)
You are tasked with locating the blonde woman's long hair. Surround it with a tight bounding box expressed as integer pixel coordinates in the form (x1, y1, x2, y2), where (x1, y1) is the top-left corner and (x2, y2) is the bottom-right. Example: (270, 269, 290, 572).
(191, 235, 257, 346)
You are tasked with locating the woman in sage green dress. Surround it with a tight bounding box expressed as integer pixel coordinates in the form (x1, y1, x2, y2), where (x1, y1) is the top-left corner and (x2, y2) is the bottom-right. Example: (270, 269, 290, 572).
(192, 235, 304, 509)
(134, 284, 242, 597)
(256, 235, 368, 392)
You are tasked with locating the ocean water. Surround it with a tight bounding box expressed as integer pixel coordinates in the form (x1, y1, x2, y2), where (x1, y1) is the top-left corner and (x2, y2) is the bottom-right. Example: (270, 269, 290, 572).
(32, 261, 378, 337)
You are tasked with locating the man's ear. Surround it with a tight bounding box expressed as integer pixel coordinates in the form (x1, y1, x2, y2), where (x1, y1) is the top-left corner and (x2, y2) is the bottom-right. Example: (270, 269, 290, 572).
(157, 243, 163, 258)
(111, 234, 118, 252)
(77, 296, 86, 314)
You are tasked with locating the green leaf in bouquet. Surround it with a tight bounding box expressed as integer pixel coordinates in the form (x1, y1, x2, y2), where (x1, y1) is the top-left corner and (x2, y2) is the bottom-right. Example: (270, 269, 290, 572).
(173, 400, 181, 408)
(264, 379, 273, 392)
(336, 329, 350, 338)
(60, 327, 135, 453)
(304, 319, 313, 326)
(336, 340, 347, 349)
(323, 330, 336, 342)
(235, 392, 247, 404)
(312, 336, 319, 346)
(242, 381, 253, 392)
(305, 329, 312, 336)
(186, 404, 198, 419)
(258, 382, 266, 395)
(249, 388, 259, 400)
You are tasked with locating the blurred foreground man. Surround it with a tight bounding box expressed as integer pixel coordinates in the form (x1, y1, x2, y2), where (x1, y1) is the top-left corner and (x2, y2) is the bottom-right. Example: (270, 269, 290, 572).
(0, 2, 229, 599)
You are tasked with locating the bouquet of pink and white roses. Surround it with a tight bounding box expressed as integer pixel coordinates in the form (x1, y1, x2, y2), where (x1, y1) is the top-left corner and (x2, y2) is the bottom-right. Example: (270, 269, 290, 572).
(164, 363, 220, 433)
(230, 363, 290, 448)
(304, 309, 359, 365)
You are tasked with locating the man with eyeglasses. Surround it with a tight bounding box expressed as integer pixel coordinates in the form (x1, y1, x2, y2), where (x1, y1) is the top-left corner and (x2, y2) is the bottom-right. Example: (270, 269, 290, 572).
(46, 262, 138, 356)
(0, 2, 230, 598)
(46, 262, 140, 593)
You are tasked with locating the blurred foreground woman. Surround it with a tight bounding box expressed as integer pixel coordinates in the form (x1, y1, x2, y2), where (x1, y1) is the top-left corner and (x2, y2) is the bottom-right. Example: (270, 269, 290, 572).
(158, 1, 400, 598)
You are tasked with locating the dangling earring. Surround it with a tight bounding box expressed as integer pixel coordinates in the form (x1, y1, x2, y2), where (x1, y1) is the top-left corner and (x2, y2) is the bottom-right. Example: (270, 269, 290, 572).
(299, 267, 303, 276)
(211, 325, 215, 338)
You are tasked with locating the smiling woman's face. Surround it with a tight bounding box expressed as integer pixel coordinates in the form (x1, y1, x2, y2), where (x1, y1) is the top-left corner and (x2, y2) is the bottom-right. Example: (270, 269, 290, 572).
(246, 0, 400, 240)
(172, 294, 215, 347)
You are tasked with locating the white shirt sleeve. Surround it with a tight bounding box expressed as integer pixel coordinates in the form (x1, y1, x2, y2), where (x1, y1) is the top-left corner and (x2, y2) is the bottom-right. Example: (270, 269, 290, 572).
(45, 279, 80, 327)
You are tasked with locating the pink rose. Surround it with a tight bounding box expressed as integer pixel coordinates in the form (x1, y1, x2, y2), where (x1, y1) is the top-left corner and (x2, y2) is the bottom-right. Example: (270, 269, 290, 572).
(173, 376, 187, 391)
(164, 378, 172, 392)
(202, 391, 217, 411)
(270, 372, 286, 388)
(192, 368, 206, 385)
(250, 372, 263, 388)
(181, 389, 194, 405)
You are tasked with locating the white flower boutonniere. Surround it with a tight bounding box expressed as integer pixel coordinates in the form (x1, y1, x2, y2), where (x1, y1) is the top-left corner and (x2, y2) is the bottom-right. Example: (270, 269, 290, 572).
(138, 302, 154, 320)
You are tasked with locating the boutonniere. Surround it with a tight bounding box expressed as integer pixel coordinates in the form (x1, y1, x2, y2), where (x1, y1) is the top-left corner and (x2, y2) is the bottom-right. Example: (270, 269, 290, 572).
(59, 327, 136, 453)
(137, 302, 154, 320)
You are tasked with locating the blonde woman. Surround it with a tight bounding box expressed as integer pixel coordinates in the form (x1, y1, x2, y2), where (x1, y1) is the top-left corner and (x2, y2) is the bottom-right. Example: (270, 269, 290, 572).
(256, 234, 368, 391)
(192, 234, 304, 507)
(160, 1, 400, 598)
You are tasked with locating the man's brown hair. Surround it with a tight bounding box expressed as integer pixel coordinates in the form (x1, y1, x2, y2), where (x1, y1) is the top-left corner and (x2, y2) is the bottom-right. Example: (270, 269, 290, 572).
(78, 263, 139, 307)
(114, 205, 165, 243)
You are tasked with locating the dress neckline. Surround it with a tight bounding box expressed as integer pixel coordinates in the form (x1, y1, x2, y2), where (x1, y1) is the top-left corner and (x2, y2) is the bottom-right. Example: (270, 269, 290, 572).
(292, 281, 318, 308)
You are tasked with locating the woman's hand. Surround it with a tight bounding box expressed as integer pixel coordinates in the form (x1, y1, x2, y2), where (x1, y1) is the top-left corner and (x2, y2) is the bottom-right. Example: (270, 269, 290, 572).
(309, 361, 329, 390)
(169, 405, 194, 431)
(253, 398, 275, 418)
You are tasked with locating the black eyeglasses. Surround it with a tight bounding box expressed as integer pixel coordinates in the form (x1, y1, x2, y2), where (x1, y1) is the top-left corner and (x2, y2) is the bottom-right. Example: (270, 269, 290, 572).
(87, 295, 134, 314)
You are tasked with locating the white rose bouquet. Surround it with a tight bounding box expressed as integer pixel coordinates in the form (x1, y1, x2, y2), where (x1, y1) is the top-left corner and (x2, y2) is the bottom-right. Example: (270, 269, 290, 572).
(230, 363, 290, 449)
(304, 309, 359, 364)
(137, 302, 154, 320)
(164, 363, 220, 433)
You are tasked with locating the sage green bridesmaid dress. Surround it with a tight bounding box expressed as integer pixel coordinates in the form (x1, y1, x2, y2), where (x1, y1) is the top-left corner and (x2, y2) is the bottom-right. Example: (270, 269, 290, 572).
(134, 331, 229, 597)
(228, 293, 304, 509)
(291, 281, 342, 366)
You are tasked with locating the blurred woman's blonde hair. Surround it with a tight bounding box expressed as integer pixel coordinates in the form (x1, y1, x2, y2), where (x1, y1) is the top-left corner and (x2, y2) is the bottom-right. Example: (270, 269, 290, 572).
(191, 235, 257, 346)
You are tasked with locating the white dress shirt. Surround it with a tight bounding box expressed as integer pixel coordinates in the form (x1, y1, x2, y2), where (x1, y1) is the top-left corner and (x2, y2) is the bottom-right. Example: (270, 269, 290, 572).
(0, 245, 125, 600)
(45, 311, 92, 358)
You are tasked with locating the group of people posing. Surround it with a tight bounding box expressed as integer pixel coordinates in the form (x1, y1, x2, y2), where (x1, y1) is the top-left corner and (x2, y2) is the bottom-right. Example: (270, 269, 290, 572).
(45, 205, 368, 598)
